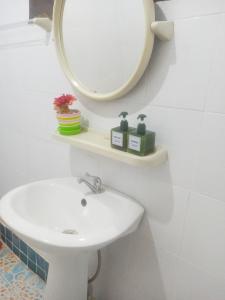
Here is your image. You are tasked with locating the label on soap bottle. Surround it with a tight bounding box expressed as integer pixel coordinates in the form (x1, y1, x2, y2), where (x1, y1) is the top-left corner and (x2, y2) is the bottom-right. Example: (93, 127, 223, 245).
(112, 131, 123, 147)
(128, 135, 141, 152)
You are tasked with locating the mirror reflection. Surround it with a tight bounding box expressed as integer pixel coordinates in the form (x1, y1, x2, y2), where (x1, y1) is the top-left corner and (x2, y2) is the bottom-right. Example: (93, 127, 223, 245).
(62, 0, 146, 94)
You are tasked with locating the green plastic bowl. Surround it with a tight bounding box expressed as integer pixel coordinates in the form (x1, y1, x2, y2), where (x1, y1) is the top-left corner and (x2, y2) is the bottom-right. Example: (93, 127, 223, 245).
(58, 127, 81, 136)
(59, 125, 80, 131)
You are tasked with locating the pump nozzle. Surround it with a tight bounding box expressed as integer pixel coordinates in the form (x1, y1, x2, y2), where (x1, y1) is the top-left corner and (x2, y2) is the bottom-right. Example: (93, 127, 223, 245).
(137, 114, 147, 135)
(137, 114, 147, 121)
(119, 112, 128, 131)
(119, 112, 128, 119)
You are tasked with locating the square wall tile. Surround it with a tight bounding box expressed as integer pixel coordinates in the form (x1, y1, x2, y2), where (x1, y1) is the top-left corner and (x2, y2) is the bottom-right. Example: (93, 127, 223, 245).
(205, 15, 225, 114)
(0, 128, 29, 179)
(36, 254, 49, 274)
(181, 192, 225, 280)
(20, 240, 28, 255)
(0, 0, 28, 25)
(27, 246, 37, 264)
(175, 257, 225, 300)
(154, 250, 225, 300)
(27, 137, 71, 181)
(10, 43, 72, 94)
(193, 113, 225, 202)
(157, 0, 225, 20)
(12, 234, 20, 248)
(147, 186, 189, 255)
(148, 106, 203, 189)
(5, 228, 12, 242)
(148, 16, 215, 111)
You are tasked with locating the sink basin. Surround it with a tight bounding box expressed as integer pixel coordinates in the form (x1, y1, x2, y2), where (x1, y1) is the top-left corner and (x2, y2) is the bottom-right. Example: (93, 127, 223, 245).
(0, 177, 144, 300)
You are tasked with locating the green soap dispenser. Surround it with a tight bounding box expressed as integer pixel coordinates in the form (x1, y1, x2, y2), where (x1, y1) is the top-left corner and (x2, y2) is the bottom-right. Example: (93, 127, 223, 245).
(111, 112, 129, 151)
(127, 114, 156, 156)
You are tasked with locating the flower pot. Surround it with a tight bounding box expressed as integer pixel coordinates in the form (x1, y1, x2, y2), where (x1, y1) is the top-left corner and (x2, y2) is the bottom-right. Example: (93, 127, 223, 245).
(56, 110, 81, 136)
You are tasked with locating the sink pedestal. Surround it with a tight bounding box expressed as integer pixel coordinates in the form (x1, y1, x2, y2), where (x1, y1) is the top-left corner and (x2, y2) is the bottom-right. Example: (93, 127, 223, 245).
(44, 252, 89, 300)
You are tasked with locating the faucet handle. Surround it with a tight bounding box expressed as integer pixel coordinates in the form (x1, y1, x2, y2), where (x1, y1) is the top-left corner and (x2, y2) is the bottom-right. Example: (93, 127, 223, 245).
(85, 173, 103, 192)
(94, 177, 102, 192)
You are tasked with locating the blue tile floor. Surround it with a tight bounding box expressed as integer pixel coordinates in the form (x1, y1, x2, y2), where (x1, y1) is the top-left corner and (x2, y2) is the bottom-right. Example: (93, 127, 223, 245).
(0, 240, 45, 299)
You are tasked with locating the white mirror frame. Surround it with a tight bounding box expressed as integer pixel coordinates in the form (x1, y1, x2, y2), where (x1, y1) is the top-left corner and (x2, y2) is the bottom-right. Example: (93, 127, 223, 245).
(53, 0, 155, 101)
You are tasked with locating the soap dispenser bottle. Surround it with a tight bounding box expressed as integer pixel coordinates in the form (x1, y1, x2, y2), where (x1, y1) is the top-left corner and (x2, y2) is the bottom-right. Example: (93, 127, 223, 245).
(111, 112, 129, 151)
(127, 114, 155, 156)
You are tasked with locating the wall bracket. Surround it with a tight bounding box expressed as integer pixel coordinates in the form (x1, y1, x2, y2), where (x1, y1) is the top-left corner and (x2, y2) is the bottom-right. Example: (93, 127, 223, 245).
(151, 21, 174, 41)
(28, 17, 52, 32)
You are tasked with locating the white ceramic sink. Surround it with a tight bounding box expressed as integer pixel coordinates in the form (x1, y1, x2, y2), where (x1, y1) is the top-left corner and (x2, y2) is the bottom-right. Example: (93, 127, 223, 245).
(0, 177, 144, 300)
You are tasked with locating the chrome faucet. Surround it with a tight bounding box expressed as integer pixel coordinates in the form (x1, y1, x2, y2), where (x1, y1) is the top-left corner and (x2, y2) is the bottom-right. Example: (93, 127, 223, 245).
(78, 173, 103, 193)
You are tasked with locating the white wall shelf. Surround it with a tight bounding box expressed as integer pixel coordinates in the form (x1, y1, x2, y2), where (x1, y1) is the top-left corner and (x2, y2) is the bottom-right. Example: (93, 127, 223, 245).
(0, 18, 51, 49)
(53, 129, 168, 167)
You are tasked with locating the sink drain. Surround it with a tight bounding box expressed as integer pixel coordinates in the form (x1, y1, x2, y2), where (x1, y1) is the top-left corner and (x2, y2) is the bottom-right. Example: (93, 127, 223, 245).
(81, 198, 87, 207)
(62, 229, 78, 235)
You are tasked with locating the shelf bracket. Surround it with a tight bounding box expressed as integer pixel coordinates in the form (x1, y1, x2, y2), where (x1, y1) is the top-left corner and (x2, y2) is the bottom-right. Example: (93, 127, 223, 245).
(28, 17, 52, 32)
(151, 21, 174, 41)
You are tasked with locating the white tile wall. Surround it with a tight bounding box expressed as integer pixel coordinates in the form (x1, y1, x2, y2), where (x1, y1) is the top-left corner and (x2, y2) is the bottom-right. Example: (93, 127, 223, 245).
(0, 1, 225, 300)
(149, 106, 203, 188)
(205, 15, 225, 114)
(147, 186, 190, 255)
(157, 0, 225, 20)
(175, 257, 225, 300)
(0, 0, 28, 25)
(148, 16, 215, 111)
(181, 192, 225, 280)
(193, 113, 225, 202)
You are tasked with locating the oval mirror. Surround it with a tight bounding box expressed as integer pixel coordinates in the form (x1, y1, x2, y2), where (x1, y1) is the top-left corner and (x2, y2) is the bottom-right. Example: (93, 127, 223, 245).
(53, 0, 155, 101)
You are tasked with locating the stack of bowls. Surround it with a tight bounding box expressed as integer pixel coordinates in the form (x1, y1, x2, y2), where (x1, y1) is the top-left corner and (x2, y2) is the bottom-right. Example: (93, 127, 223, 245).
(57, 110, 81, 135)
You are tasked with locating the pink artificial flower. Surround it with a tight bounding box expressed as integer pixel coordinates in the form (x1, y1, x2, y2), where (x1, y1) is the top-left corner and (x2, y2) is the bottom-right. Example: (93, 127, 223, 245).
(54, 94, 76, 107)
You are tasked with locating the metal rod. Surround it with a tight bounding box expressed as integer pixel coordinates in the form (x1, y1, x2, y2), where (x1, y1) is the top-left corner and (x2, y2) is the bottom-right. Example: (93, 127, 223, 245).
(88, 250, 102, 284)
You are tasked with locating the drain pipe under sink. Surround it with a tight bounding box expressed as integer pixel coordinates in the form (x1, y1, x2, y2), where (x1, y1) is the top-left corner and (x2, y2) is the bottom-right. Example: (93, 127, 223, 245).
(87, 250, 102, 300)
